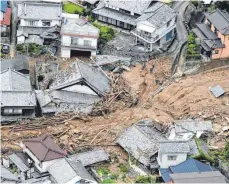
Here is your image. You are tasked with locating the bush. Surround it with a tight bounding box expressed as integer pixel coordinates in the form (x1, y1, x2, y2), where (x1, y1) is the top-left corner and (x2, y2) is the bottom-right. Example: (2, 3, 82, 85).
(119, 163, 129, 173)
(97, 168, 109, 177)
(135, 176, 155, 183)
(102, 178, 115, 183)
(188, 32, 195, 44)
(63, 2, 84, 15)
(224, 142, 229, 159)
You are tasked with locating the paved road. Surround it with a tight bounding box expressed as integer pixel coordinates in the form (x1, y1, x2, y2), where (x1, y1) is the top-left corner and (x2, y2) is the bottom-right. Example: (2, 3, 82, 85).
(9, 0, 18, 57)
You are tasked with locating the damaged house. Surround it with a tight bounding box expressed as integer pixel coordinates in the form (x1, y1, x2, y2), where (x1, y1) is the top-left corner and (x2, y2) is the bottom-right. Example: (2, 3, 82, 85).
(131, 2, 176, 51)
(17, 1, 62, 45)
(0, 68, 36, 122)
(35, 61, 110, 114)
(169, 119, 213, 140)
(61, 13, 100, 57)
(117, 120, 167, 170)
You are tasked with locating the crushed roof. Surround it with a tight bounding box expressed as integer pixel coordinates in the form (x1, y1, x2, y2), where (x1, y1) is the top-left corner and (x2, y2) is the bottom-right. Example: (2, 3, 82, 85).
(1, 165, 20, 182)
(18, 2, 62, 20)
(159, 140, 190, 153)
(23, 135, 67, 162)
(49, 61, 111, 96)
(210, 85, 225, 98)
(93, 55, 131, 66)
(69, 149, 109, 166)
(174, 119, 213, 134)
(9, 153, 29, 172)
(1, 56, 29, 72)
(170, 171, 227, 183)
(61, 17, 99, 37)
(48, 158, 95, 183)
(205, 9, 229, 35)
(136, 2, 176, 28)
(117, 120, 166, 166)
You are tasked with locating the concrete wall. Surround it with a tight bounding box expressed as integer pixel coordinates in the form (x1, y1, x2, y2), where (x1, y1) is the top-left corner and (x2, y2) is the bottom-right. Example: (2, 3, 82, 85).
(61, 35, 97, 47)
(62, 84, 97, 95)
(20, 19, 61, 27)
(158, 153, 187, 168)
(61, 47, 71, 58)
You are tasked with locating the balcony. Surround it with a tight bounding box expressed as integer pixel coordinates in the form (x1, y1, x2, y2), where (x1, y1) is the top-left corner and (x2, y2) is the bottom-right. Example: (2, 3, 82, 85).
(69, 43, 97, 50)
(131, 29, 159, 43)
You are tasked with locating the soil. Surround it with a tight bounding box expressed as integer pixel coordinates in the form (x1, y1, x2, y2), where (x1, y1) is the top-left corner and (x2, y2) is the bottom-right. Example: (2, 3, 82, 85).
(1, 56, 229, 176)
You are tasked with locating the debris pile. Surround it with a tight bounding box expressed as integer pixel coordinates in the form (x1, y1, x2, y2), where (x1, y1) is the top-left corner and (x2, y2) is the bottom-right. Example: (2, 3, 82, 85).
(91, 74, 138, 115)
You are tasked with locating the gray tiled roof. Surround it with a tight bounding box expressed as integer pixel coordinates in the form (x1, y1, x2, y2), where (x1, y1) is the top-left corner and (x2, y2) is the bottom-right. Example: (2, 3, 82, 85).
(69, 149, 109, 166)
(1, 165, 20, 182)
(136, 2, 176, 28)
(117, 120, 166, 166)
(1, 68, 32, 91)
(205, 9, 229, 35)
(93, 55, 131, 66)
(196, 23, 218, 39)
(50, 61, 111, 96)
(25, 35, 44, 45)
(18, 2, 62, 20)
(174, 119, 213, 134)
(159, 140, 190, 153)
(92, 6, 137, 26)
(1, 56, 29, 72)
(48, 158, 95, 183)
(9, 153, 29, 172)
(104, 0, 152, 15)
(170, 171, 227, 183)
(203, 39, 224, 49)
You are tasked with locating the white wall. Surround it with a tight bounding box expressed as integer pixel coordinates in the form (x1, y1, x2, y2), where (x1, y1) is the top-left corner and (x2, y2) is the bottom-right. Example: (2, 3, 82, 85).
(169, 128, 194, 141)
(158, 153, 187, 168)
(20, 19, 61, 27)
(61, 47, 71, 58)
(62, 84, 97, 95)
(62, 35, 97, 47)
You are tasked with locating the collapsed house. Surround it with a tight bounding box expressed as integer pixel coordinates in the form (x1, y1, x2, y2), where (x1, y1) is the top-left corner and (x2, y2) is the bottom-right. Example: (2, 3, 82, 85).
(61, 13, 100, 57)
(116, 120, 167, 170)
(1, 56, 30, 74)
(1, 165, 21, 183)
(169, 119, 213, 140)
(0, 68, 36, 122)
(35, 61, 110, 114)
(17, 1, 62, 45)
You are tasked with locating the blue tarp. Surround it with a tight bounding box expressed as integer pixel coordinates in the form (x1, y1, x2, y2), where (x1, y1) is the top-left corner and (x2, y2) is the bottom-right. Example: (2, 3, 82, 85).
(1, 0, 7, 13)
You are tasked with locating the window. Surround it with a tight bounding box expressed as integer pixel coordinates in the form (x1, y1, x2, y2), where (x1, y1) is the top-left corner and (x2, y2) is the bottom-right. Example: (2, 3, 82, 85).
(84, 40, 92, 46)
(213, 50, 219, 54)
(42, 21, 51, 27)
(71, 37, 79, 45)
(167, 20, 171, 27)
(168, 155, 177, 161)
(119, 8, 131, 15)
(134, 13, 140, 18)
(28, 21, 37, 26)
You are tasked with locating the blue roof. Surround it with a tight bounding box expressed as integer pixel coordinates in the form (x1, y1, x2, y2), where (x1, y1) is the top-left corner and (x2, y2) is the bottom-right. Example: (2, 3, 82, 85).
(160, 159, 215, 182)
(159, 168, 172, 183)
(170, 159, 214, 173)
(1, 0, 7, 13)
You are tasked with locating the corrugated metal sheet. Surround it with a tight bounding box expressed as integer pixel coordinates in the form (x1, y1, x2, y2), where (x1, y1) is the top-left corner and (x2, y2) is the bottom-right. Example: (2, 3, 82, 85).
(210, 85, 225, 98)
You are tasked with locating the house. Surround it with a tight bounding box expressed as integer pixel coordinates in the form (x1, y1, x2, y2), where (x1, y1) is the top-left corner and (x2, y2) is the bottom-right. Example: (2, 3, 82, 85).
(170, 171, 227, 183)
(17, 1, 62, 45)
(48, 158, 97, 184)
(19, 135, 67, 174)
(0, 68, 36, 122)
(8, 151, 31, 180)
(131, 2, 176, 51)
(35, 90, 100, 114)
(1, 165, 20, 183)
(1, 56, 30, 74)
(69, 149, 109, 167)
(157, 141, 190, 169)
(49, 61, 111, 96)
(61, 13, 99, 57)
(92, 0, 153, 30)
(0, 0, 11, 44)
(159, 158, 215, 183)
(169, 119, 213, 140)
(193, 9, 229, 60)
(116, 120, 167, 168)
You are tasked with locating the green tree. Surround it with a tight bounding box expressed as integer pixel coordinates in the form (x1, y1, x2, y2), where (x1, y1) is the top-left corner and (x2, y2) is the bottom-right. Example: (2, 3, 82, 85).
(224, 142, 229, 159)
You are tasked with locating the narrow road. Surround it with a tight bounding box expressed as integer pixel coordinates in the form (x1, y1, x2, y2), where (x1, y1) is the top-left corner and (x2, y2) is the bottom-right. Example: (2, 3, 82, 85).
(9, 0, 18, 57)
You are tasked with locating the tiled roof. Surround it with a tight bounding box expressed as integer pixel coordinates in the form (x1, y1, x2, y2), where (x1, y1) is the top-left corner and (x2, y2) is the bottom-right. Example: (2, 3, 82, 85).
(196, 23, 218, 39)
(23, 135, 67, 162)
(159, 140, 190, 153)
(205, 9, 229, 35)
(9, 153, 29, 172)
(1, 56, 29, 72)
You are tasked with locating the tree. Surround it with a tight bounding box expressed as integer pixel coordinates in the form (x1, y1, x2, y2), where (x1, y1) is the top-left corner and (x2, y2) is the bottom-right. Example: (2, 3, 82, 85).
(215, 1, 229, 12)
(224, 142, 229, 159)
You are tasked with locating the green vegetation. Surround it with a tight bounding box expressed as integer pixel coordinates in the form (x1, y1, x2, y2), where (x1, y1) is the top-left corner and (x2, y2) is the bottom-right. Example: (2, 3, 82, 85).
(97, 168, 109, 177)
(119, 163, 129, 173)
(101, 178, 115, 183)
(63, 2, 85, 15)
(210, 141, 229, 165)
(193, 137, 214, 163)
(16, 43, 44, 57)
(93, 21, 117, 43)
(186, 31, 201, 60)
(135, 176, 155, 183)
